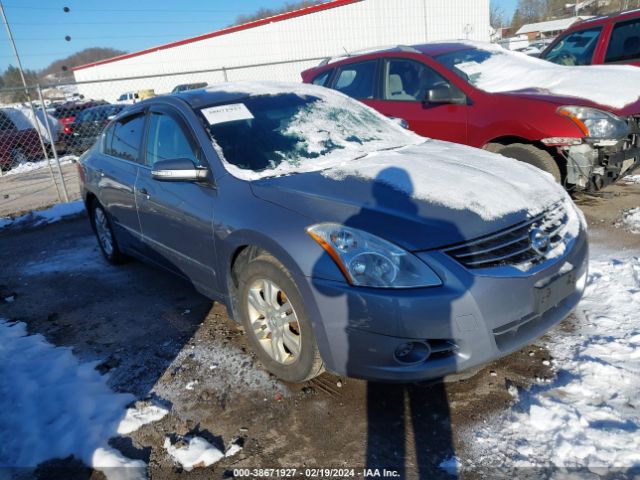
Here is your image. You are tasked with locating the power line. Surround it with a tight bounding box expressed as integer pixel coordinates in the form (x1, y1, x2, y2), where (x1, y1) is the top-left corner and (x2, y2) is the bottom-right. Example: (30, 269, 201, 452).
(1, 4, 241, 13)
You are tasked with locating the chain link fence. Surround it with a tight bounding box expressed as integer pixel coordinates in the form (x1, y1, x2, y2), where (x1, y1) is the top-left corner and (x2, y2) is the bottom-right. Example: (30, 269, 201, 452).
(0, 56, 326, 218)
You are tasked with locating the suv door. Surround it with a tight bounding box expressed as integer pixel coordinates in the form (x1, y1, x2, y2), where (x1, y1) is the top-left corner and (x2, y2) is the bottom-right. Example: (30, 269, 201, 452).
(603, 17, 640, 66)
(367, 58, 468, 144)
(135, 105, 218, 294)
(98, 111, 146, 251)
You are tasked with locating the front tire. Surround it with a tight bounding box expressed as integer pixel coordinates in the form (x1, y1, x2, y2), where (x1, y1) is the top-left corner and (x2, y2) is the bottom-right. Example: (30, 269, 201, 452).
(90, 200, 126, 265)
(237, 253, 323, 382)
(486, 143, 562, 183)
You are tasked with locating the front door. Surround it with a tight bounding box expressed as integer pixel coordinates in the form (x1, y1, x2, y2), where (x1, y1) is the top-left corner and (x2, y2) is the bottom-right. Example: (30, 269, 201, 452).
(367, 58, 468, 144)
(134, 105, 218, 294)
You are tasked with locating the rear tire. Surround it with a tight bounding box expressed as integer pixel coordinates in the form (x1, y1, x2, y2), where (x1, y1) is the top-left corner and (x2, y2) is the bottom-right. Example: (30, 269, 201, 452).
(485, 143, 561, 183)
(236, 253, 324, 382)
(90, 200, 126, 265)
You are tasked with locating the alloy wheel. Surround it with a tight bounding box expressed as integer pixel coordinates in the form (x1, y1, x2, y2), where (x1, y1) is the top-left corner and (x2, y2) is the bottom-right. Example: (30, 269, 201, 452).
(94, 207, 114, 257)
(246, 278, 302, 365)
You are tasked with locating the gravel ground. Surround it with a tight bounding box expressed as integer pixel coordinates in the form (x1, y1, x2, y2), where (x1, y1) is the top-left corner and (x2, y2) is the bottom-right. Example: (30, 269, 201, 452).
(0, 180, 638, 479)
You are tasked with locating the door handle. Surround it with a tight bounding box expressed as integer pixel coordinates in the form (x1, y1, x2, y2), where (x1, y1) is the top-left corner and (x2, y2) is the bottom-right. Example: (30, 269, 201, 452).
(98, 169, 105, 177)
(138, 187, 150, 199)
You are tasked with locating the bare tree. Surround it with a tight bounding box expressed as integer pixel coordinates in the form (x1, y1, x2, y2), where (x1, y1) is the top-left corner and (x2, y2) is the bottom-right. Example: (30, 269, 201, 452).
(490, 0, 507, 28)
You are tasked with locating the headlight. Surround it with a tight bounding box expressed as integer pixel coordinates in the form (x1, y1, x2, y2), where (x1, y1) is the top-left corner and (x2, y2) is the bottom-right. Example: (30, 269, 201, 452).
(306, 223, 442, 288)
(558, 106, 629, 140)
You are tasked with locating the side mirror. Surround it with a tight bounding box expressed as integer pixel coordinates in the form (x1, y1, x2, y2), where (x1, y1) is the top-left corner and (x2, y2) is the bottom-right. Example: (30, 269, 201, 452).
(426, 85, 465, 105)
(151, 158, 208, 182)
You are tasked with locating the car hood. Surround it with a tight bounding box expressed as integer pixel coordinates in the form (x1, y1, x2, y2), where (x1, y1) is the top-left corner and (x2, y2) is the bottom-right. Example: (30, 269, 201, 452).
(249, 140, 568, 251)
(497, 89, 640, 116)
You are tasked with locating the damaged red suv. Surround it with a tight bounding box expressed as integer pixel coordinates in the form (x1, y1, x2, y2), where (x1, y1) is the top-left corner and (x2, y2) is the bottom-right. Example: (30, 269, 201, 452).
(302, 42, 640, 191)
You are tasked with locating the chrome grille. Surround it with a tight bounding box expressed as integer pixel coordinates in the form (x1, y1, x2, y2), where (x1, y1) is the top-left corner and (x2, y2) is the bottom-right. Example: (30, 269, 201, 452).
(445, 202, 568, 269)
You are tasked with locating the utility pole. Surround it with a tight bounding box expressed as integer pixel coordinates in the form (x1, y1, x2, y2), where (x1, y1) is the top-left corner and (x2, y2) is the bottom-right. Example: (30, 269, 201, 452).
(0, 0, 63, 202)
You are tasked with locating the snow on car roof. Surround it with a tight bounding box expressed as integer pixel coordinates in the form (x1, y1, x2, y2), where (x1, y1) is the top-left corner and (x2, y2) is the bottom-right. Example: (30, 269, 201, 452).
(450, 42, 640, 110)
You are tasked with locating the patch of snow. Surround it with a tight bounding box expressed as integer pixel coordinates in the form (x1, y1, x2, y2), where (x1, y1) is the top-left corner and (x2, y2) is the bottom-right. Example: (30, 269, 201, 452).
(622, 174, 640, 184)
(0, 200, 85, 230)
(466, 247, 640, 471)
(91, 447, 146, 480)
(163, 436, 224, 471)
(3, 155, 77, 176)
(323, 140, 578, 224)
(117, 404, 169, 435)
(457, 42, 640, 109)
(618, 207, 640, 234)
(0, 319, 146, 478)
(185, 380, 198, 391)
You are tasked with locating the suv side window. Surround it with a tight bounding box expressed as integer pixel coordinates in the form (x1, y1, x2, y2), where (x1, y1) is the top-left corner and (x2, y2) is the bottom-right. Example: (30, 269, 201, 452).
(542, 27, 602, 65)
(332, 61, 377, 99)
(383, 58, 455, 102)
(104, 113, 145, 162)
(145, 110, 201, 167)
(605, 18, 640, 63)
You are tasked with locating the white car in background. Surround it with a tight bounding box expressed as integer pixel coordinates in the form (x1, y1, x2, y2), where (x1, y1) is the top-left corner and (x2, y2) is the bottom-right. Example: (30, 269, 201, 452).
(115, 91, 139, 105)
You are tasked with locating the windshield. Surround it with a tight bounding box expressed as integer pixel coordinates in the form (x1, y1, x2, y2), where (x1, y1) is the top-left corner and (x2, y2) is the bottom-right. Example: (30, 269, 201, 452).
(541, 27, 602, 66)
(200, 91, 422, 180)
(434, 48, 497, 86)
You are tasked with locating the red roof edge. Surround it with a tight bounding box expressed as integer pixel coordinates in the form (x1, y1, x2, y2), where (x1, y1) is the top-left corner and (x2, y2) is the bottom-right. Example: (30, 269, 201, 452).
(73, 0, 362, 71)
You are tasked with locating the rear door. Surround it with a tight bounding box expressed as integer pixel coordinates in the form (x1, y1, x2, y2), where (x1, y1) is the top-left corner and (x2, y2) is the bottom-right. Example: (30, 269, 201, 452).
(135, 104, 218, 293)
(366, 57, 468, 143)
(97, 111, 146, 251)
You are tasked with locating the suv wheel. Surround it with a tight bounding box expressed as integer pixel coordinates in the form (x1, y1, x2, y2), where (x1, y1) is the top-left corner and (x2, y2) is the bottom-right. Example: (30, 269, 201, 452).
(486, 143, 561, 183)
(237, 253, 323, 382)
(90, 201, 126, 265)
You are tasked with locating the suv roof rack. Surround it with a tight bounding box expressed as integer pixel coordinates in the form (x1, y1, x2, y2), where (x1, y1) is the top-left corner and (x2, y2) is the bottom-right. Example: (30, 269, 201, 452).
(317, 44, 421, 66)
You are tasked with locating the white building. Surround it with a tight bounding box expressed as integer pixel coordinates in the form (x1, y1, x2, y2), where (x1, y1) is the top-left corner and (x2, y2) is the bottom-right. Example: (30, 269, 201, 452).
(515, 15, 594, 40)
(73, 0, 489, 102)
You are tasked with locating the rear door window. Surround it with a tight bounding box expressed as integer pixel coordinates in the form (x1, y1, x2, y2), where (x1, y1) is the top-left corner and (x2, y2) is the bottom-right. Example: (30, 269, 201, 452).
(542, 27, 602, 65)
(605, 18, 640, 63)
(332, 61, 377, 99)
(104, 113, 145, 162)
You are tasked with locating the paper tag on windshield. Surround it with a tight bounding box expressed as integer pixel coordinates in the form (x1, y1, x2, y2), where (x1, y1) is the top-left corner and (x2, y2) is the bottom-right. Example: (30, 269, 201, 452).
(455, 61, 483, 76)
(201, 103, 254, 125)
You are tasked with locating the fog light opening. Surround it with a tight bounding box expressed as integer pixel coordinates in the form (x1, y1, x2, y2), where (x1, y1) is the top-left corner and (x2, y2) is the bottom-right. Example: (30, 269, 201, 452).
(394, 341, 431, 365)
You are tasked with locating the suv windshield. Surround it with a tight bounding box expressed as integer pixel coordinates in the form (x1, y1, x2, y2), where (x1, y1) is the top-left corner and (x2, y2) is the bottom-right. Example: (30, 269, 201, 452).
(200, 92, 422, 179)
(541, 27, 602, 65)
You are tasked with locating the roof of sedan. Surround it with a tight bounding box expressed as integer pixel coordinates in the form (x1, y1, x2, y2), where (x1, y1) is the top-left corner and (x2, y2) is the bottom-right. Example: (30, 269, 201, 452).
(173, 81, 338, 109)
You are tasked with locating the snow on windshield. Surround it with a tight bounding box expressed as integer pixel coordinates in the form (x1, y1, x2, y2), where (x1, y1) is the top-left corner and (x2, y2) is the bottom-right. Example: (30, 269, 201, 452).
(437, 42, 640, 110)
(200, 82, 423, 180)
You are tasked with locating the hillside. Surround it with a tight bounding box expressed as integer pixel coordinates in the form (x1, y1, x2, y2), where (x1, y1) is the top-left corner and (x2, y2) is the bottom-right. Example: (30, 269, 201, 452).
(39, 47, 127, 84)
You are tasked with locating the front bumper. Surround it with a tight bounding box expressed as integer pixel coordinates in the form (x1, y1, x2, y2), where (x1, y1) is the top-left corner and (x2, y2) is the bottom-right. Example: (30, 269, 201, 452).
(303, 227, 588, 382)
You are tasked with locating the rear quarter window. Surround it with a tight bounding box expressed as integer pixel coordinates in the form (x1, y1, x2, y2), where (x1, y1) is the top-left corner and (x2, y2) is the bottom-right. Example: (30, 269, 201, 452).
(332, 61, 377, 99)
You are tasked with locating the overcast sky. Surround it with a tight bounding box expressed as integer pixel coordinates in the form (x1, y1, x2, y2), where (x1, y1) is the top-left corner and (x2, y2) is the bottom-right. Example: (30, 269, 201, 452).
(0, 0, 519, 72)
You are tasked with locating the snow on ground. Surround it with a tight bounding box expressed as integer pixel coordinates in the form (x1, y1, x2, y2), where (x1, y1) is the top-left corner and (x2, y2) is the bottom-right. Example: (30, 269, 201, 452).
(0, 319, 167, 479)
(117, 404, 169, 435)
(164, 435, 241, 472)
(2, 155, 77, 176)
(0, 200, 85, 230)
(623, 174, 640, 185)
(618, 207, 640, 234)
(465, 246, 640, 473)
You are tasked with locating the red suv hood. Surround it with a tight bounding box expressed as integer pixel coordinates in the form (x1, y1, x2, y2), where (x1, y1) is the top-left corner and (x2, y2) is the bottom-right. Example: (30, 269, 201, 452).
(497, 89, 640, 116)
